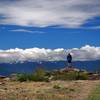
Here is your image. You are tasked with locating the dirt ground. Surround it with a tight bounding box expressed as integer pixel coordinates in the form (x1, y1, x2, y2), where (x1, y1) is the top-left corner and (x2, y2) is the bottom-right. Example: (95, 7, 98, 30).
(0, 80, 100, 100)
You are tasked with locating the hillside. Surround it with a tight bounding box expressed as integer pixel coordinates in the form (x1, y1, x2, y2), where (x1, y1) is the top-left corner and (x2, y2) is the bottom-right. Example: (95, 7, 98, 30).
(0, 80, 100, 100)
(0, 60, 100, 76)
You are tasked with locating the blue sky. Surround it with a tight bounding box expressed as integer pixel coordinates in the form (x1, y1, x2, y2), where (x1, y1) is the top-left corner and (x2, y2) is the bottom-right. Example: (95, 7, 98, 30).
(0, 0, 100, 62)
(0, 23, 100, 49)
(0, 0, 100, 50)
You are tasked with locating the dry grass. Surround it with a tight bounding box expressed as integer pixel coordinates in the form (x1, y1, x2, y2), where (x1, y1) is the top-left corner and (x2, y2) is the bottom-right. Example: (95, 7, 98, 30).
(0, 80, 100, 100)
(87, 84, 100, 100)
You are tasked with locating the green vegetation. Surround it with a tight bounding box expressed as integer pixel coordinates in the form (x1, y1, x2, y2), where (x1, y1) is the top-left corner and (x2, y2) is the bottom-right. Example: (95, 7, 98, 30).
(16, 68, 49, 82)
(8, 96, 15, 100)
(53, 84, 62, 89)
(15, 67, 90, 82)
(87, 84, 100, 100)
(52, 71, 89, 80)
(77, 72, 89, 80)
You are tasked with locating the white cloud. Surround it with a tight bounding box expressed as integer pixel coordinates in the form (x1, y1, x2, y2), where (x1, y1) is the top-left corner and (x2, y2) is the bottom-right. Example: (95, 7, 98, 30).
(0, 45, 100, 63)
(70, 45, 100, 61)
(0, 0, 100, 27)
(10, 29, 33, 33)
(10, 29, 45, 34)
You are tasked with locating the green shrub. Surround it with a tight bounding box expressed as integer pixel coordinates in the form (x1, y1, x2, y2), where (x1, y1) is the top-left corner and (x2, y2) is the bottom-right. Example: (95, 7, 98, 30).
(77, 72, 89, 80)
(15, 67, 89, 82)
(69, 88, 75, 92)
(52, 71, 89, 80)
(53, 84, 61, 89)
(53, 71, 79, 80)
(16, 73, 27, 82)
(16, 68, 49, 82)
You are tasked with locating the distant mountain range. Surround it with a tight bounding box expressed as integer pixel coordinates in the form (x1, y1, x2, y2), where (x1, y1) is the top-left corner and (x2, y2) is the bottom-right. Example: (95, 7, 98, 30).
(0, 60, 100, 76)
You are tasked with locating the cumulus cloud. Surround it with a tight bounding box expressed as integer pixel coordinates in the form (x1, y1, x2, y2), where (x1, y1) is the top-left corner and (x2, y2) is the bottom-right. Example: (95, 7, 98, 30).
(0, 45, 100, 63)
(0, 0, 100, 27)
(70, 45, 100, 61)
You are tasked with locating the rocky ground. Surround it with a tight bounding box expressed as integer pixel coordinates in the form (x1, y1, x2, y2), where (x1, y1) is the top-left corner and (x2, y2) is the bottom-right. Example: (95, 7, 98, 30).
(0, 79, 100, 100)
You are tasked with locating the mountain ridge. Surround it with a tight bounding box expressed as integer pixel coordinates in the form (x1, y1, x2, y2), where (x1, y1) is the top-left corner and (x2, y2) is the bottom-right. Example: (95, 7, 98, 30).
(0, 60, 100, 76)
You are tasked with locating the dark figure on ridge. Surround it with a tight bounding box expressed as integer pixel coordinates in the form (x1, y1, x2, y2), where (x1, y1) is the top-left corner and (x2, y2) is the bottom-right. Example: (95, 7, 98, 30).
(67, 53, 72, 67)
